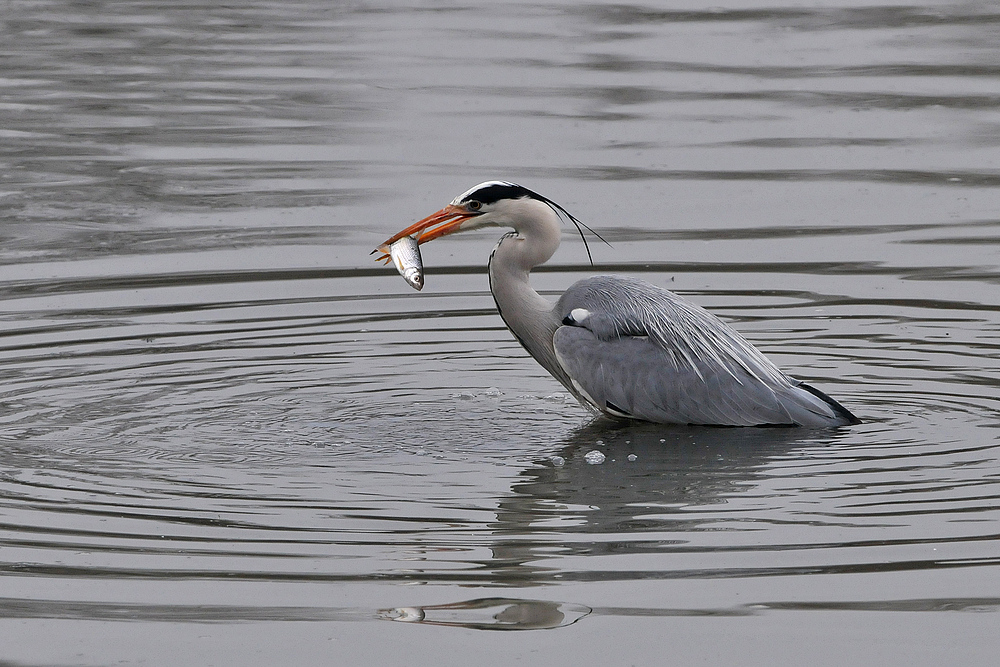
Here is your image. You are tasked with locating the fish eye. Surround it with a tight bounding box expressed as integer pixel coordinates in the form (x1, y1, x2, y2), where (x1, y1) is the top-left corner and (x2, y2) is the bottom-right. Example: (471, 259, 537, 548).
(467, 200, 482, 211)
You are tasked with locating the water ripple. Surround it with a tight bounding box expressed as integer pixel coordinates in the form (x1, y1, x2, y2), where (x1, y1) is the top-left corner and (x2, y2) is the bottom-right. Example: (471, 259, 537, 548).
(1, 0, 999, 661)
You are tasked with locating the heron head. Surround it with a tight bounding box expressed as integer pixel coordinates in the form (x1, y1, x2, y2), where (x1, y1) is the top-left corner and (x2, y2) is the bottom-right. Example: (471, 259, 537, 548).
(373, 181, 553, 252)
(374, 181, 605, 264)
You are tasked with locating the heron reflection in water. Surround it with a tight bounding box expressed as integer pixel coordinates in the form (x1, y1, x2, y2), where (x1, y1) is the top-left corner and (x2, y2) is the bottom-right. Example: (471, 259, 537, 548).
(375, 181, 859, 427)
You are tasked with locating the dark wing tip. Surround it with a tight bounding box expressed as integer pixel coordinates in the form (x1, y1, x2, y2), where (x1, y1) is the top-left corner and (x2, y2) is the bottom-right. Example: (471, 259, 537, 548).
(798, 382, 862, 425)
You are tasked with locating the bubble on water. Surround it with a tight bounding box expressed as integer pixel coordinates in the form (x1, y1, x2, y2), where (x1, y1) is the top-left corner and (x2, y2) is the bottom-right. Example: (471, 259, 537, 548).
(550, 456, 565, 467)
(595, 440, 604, 446)
(627, 454, 637, 461)
(584, 450, 606, 465)
(484, 387, 503, 397)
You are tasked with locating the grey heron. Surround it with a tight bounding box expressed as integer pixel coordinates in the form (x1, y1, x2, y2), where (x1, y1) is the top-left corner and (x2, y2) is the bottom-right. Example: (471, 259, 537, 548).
(376, 181, 860, 427)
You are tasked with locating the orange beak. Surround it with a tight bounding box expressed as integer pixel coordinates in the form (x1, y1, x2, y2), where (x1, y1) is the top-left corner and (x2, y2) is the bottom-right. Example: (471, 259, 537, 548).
(372, 204, 482, 261)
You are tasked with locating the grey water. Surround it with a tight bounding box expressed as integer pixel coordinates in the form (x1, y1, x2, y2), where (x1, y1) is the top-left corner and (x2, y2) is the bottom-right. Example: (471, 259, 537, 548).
(2, 1, 999, 664)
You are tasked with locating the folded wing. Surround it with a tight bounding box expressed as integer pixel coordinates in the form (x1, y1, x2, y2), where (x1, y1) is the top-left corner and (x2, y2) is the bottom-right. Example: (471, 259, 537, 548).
(552, 276, 857, 427)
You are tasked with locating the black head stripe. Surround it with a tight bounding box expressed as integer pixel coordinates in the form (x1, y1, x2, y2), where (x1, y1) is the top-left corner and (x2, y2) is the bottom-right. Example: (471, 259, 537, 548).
(455, 181, 611, 267)
(459, 181, 540, 206)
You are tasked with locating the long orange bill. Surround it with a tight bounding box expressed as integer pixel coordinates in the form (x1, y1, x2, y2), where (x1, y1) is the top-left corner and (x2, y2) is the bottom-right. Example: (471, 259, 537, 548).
(371, 204, 481, 258)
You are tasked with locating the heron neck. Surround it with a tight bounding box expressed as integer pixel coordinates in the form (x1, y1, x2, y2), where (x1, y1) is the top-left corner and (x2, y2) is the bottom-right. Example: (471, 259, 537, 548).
(488, 233, 554, 318)
(488, 231, 569, 390)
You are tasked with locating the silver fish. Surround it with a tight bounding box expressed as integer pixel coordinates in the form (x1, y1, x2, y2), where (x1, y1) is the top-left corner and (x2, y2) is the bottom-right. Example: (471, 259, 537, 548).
(388, 236, 424, 291)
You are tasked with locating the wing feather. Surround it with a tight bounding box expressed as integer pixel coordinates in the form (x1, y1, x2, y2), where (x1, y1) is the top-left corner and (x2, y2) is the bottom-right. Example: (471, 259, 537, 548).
(553, 276, 854, 426)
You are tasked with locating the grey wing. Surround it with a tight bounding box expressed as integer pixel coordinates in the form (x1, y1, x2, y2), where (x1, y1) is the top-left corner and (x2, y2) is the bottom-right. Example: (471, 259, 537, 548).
(553, 276, 855, 427)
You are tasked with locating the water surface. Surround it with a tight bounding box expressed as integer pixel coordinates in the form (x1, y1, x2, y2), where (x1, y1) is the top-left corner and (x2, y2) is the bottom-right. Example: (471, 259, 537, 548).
(1, 1, 999, 665)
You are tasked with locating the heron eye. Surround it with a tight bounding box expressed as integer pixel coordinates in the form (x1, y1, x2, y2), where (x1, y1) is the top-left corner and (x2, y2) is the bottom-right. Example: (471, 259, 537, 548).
(467, 200, 482, 211)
